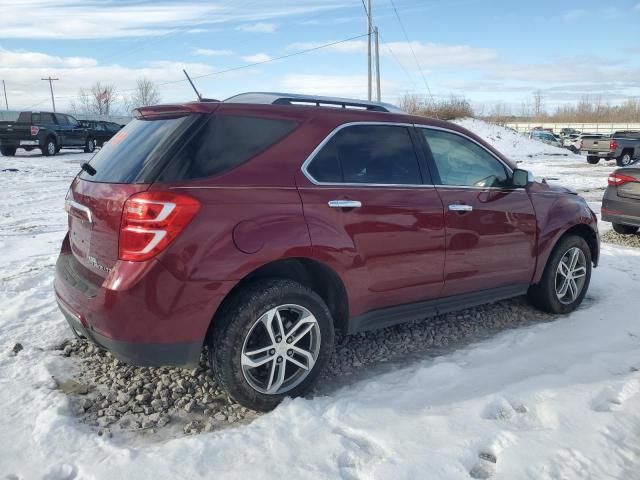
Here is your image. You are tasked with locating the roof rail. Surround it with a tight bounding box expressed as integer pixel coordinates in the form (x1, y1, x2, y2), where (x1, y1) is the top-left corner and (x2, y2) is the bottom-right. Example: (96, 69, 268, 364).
(223, 92, 405, 113)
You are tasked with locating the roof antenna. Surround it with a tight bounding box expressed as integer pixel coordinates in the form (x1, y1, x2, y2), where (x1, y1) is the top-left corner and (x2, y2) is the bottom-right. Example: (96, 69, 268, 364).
(183, 69, 202, 101)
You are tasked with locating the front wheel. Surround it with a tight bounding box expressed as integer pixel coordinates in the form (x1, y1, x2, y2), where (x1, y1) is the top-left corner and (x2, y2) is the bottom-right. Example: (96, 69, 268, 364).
(586, 156, 599, 164)
(617, 152, 634, 167)
(612, 223, 639, 235)
(528, 235, 592, 314)
(209, 279, 334, 411)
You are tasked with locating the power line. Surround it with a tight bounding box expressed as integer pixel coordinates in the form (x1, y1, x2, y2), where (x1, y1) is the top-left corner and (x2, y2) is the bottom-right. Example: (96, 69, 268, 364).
(388, 0, 435, 105)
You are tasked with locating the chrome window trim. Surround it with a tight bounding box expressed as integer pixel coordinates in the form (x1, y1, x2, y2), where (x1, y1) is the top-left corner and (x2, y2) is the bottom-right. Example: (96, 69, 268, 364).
(415, 125, 515, 188)
(300, 121, 427, 188)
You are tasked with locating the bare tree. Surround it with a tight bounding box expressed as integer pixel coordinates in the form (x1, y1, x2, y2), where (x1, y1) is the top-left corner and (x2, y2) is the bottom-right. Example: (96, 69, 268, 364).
(532, 90, 545, 118)
(398, 93, 423, 115)
(70, 82, 118, 115)
(126, 77, 161, 111)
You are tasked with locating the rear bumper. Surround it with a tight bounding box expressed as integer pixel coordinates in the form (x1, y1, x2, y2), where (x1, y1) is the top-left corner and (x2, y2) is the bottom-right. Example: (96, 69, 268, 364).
(583, 151, 614, 158)
(54, 234, 235, 368)
(58, 298, 202, 367)
(602, 188, 640, 227)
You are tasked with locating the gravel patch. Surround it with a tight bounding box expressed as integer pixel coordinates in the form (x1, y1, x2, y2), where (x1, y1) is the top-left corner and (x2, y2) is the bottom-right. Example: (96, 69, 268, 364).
(601, 230, 640, 249)
(56, 297, 554, 439)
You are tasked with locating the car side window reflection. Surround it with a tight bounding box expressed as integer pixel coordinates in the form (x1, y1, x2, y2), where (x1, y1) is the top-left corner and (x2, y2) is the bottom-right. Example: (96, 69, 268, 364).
(421, 129, 509, 188)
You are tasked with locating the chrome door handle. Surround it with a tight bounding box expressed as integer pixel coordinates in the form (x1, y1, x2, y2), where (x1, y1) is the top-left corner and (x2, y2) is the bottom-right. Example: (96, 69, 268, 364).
(448, 204, 473, 212)
(328, 200, 362, 209)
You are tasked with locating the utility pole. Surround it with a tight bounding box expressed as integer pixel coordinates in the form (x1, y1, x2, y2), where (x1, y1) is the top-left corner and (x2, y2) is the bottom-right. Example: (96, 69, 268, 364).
(41, 76, 59, 112)
(374, 27, 381, 101)
(367, 0, 372, 101)
(2, 80, 7, 110)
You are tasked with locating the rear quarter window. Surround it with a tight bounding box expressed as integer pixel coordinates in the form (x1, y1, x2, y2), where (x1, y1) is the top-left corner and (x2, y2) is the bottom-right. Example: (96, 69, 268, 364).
(79, 115, 197, 183)
(157, 115, 297, 181)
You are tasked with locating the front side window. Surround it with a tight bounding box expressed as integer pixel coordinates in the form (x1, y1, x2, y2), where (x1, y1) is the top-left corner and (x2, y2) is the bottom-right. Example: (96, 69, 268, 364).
(421, 129, 509, 188)
(55, 114, 69, 125)
(307, 124, 422, 185)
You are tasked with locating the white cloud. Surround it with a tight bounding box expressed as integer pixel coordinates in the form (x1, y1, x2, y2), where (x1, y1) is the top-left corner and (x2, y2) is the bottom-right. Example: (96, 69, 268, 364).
(241, 53, 273, 63)
(192, 48, 234, 57)
(236, 23, 277, 33)
(0, 47, 262, 112)
(281, 74, 400, 100)
(562, 9, 589, 21)
(287, 40, 497, 69)
(0, 0, 350, 39)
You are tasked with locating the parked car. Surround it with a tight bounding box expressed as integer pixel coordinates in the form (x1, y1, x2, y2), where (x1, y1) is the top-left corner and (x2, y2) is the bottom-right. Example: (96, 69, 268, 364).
(0, 111, 96, 156)
(559, 128, 581, 137)
(582, 131, 640, 166)
(562, 134, 581, 152)
(602, 167, 640, 234)
(529, 130, 563, 148)
(54, 92, 599, 411)
(78, 120, 123, 148)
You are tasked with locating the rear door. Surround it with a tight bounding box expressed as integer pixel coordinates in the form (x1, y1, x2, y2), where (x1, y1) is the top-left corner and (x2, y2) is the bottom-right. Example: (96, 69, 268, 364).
(296, 122, 445, 317)
(66, 115, 86, 145)
(418, 127, 537, 297)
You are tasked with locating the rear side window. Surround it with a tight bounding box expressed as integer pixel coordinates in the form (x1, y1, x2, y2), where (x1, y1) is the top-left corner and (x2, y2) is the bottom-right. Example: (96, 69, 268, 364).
(157, 115, 297, 181)
(17, 112, 32, 123)
(79, 116, 197, 183)
(306, 124, 422, 185)
(39, 113, 55, 124)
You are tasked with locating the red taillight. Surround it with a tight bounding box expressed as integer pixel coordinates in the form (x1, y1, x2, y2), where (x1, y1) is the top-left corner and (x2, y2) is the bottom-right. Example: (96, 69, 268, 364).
(119, 191, 200, 261)
(608, 172, 637, 187)
(610, 139, 618, 151)
(31, 126, 39, 136)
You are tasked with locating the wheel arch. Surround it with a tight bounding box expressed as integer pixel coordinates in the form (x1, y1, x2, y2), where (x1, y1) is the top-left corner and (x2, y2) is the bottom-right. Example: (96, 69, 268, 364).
(206, 257, 350, 342)
(533, 222, 599, 284)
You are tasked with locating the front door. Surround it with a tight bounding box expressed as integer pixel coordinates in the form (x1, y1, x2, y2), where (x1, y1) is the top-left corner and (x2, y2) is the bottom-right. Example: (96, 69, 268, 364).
(418, 127, 537, 297)
(296, 123, 445, 318)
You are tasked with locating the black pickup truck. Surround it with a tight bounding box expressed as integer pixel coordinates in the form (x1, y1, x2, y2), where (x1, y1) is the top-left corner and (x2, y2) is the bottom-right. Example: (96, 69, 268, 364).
(0, 111, 96, 157)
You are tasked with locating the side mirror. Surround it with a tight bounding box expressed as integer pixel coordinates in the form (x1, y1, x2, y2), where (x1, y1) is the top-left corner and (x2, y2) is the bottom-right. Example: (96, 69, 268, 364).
(511, 168, 531, 188)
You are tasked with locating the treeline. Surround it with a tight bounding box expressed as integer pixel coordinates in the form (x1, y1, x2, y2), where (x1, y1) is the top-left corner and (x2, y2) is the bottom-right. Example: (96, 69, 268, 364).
(398, 93, 640, 123)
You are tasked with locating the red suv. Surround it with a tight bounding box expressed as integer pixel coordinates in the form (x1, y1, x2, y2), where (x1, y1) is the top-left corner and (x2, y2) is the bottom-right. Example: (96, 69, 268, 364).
(55, 93, 599, 411)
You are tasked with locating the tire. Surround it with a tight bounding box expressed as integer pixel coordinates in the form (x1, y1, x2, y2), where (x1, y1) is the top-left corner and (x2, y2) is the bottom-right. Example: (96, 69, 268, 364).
(586, 156, 599, 164)
(42, 138, 57, 156)
(209, 278, 335, 411)
(0, 146, 17, 156)
(84, 137, 96, 153)
(612, 223, 639, 235)
(617, 151, 634, 167)
(528, 235, 592, 314)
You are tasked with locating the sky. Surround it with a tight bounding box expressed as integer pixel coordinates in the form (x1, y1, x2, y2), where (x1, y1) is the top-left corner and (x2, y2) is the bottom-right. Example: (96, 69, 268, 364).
(0, 0, 639, 115)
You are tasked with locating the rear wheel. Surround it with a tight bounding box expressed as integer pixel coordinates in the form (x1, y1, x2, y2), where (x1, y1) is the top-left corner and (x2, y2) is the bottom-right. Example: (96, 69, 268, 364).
(0, 146, 17, 156)
(528, 235, 591, 314)
(617, 152, 634, 167)
(42, 138, 57, 156)
(209, 278, 334, 411)
(587, 156, 599, 164)
(612, 223, 639, 235)
(84, 137, 96, 153)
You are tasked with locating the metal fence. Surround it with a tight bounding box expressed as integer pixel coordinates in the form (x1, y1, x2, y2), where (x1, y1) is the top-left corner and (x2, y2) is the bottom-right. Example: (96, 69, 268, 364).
(0, 110, 132, 124)
(503, 122, 640, 135)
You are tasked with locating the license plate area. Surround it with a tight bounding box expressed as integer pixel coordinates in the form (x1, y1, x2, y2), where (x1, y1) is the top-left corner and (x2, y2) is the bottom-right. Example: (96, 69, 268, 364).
(20, 140, 38, 145)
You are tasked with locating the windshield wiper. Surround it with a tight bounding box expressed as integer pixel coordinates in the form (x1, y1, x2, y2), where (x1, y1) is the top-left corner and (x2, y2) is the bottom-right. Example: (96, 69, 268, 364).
(81, 162, 96, 176)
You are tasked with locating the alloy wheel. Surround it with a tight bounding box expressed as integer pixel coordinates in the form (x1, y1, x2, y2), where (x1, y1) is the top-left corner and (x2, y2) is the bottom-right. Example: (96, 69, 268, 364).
(555, 247, 587, 305)
(241, 304, 321, 395)
(47, 141, 55, 155)
(622, 153, 632, 166)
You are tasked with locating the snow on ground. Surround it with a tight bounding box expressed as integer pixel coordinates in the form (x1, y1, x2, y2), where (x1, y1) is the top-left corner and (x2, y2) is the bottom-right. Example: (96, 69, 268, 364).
(1, 125, 639, 479)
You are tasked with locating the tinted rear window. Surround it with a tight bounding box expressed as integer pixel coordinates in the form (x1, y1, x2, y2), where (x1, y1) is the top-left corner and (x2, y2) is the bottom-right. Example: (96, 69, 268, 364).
(157, 115, 297, 181)
(79, 116, 197, 183)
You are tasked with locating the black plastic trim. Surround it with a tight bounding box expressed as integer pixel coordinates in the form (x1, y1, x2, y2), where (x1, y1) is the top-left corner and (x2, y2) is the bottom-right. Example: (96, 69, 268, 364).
(347, 284, 529, 334)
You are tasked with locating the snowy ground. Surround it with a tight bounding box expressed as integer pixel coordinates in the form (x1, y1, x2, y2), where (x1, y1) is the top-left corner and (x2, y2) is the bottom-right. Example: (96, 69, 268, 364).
(1, 124, 639, 479)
